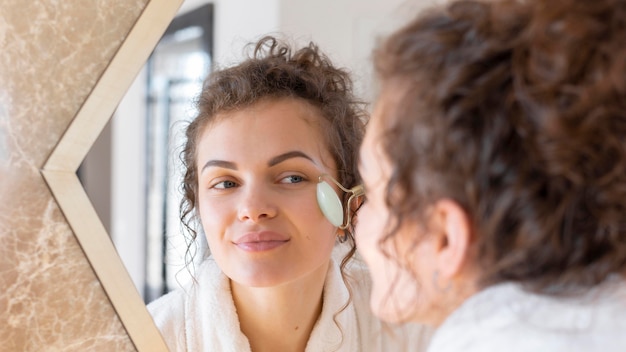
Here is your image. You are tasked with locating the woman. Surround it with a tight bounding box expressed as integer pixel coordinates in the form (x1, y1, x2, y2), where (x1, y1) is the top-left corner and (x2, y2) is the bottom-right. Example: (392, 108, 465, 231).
(147, 36, 432, 351)
(356, 0, 626, 351)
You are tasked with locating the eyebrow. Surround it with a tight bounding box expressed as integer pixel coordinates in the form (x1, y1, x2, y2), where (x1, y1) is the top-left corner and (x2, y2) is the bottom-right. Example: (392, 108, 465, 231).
(200, 150, 315, 173)
(201, 160, 237, 173)
(268, 151, 315, 167)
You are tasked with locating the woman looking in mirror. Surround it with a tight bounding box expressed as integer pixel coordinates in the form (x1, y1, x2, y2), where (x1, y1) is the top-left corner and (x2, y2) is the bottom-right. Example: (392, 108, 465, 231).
(356, 0, 626, 351)
(147, 36, 433, 351)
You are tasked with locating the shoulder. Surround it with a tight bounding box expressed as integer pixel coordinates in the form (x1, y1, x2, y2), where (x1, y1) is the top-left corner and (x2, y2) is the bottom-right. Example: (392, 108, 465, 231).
(147, 288, 187, 326)
(147, 289, 186, 351)
(428, 280, 626, 352)
(147, 287, 189, 351)
(146, 260, 217, 351)
(146, 258, 246, 352)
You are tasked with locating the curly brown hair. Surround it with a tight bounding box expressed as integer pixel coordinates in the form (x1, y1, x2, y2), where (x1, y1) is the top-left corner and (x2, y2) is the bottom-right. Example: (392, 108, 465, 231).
(374, 0, 626, 294)
(180, 35, 366, 271)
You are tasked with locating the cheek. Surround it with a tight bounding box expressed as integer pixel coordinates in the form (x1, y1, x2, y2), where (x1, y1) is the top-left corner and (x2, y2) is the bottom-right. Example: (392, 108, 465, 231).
(369, 235, 425, 323)
(355, 203, 385, 257)
(197, 197, 232, 239)
(297, 199, 337, 249)
(356, 206, 426, 322)
(355, 204, 392, 291)
(292, 189, 332, 227)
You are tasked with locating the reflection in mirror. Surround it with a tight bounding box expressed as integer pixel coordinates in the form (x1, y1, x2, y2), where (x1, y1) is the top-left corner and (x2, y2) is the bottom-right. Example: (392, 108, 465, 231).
(143, 3, 213, 302)
(79, 0, 419, 306)
(80, 3, 213, 303)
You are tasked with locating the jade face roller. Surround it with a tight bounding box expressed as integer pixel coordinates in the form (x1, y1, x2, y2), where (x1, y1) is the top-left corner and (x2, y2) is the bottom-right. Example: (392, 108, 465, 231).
(316, 174, 364, 229)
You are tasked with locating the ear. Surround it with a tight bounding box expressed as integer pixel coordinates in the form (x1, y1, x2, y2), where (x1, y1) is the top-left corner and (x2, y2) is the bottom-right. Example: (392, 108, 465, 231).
(431, 199, 472, 280)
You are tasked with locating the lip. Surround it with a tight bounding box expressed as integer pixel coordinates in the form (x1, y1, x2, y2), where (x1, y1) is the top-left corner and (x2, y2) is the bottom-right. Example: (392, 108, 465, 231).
(233, 231, 290, 252)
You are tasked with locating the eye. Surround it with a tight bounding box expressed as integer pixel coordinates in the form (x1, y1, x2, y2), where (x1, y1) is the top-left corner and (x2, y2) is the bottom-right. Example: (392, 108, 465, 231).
(212, 180, 238, 189)
(280, 175, 305, 184)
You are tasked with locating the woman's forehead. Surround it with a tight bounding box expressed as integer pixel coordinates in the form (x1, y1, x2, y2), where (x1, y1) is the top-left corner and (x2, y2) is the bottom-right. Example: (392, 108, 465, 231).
(196, 98, 336, 168)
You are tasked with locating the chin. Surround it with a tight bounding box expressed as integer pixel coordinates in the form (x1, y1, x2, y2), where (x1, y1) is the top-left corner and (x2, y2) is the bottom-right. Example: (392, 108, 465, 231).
(369, 291, 411, 323)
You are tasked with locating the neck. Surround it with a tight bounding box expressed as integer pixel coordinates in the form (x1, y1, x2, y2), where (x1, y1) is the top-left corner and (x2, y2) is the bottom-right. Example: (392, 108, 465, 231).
(431, 266, 481, 327)
(231, 261, 329, 352)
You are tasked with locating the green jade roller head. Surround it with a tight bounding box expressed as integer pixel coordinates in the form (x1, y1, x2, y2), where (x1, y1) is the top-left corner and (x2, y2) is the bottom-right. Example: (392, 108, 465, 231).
(316, 174, 364, 229)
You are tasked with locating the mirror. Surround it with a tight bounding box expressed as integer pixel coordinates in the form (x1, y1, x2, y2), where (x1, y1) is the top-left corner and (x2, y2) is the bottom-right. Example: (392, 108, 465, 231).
(79, 0, 424, 306)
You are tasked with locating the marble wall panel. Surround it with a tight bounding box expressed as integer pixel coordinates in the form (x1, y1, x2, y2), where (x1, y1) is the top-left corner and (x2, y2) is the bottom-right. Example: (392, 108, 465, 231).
(0, 0, 149, 350)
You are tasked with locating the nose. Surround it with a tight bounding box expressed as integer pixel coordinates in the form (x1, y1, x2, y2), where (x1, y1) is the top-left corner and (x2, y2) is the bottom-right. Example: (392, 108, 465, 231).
(237, 185, 278, 222)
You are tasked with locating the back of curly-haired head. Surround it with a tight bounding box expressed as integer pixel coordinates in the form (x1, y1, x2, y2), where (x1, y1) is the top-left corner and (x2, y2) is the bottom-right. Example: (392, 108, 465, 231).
(180, 35, 365, 254)
(374, 0, 626, 293)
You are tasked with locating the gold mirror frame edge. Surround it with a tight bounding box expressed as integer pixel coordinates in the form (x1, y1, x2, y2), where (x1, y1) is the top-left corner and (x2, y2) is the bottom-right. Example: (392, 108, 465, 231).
(41, 0, 185, 350)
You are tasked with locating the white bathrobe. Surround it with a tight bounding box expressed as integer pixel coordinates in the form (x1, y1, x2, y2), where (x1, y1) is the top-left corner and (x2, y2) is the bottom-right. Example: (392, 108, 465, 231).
(426, 276, 626, 352)
(148, 250, 433, 351)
